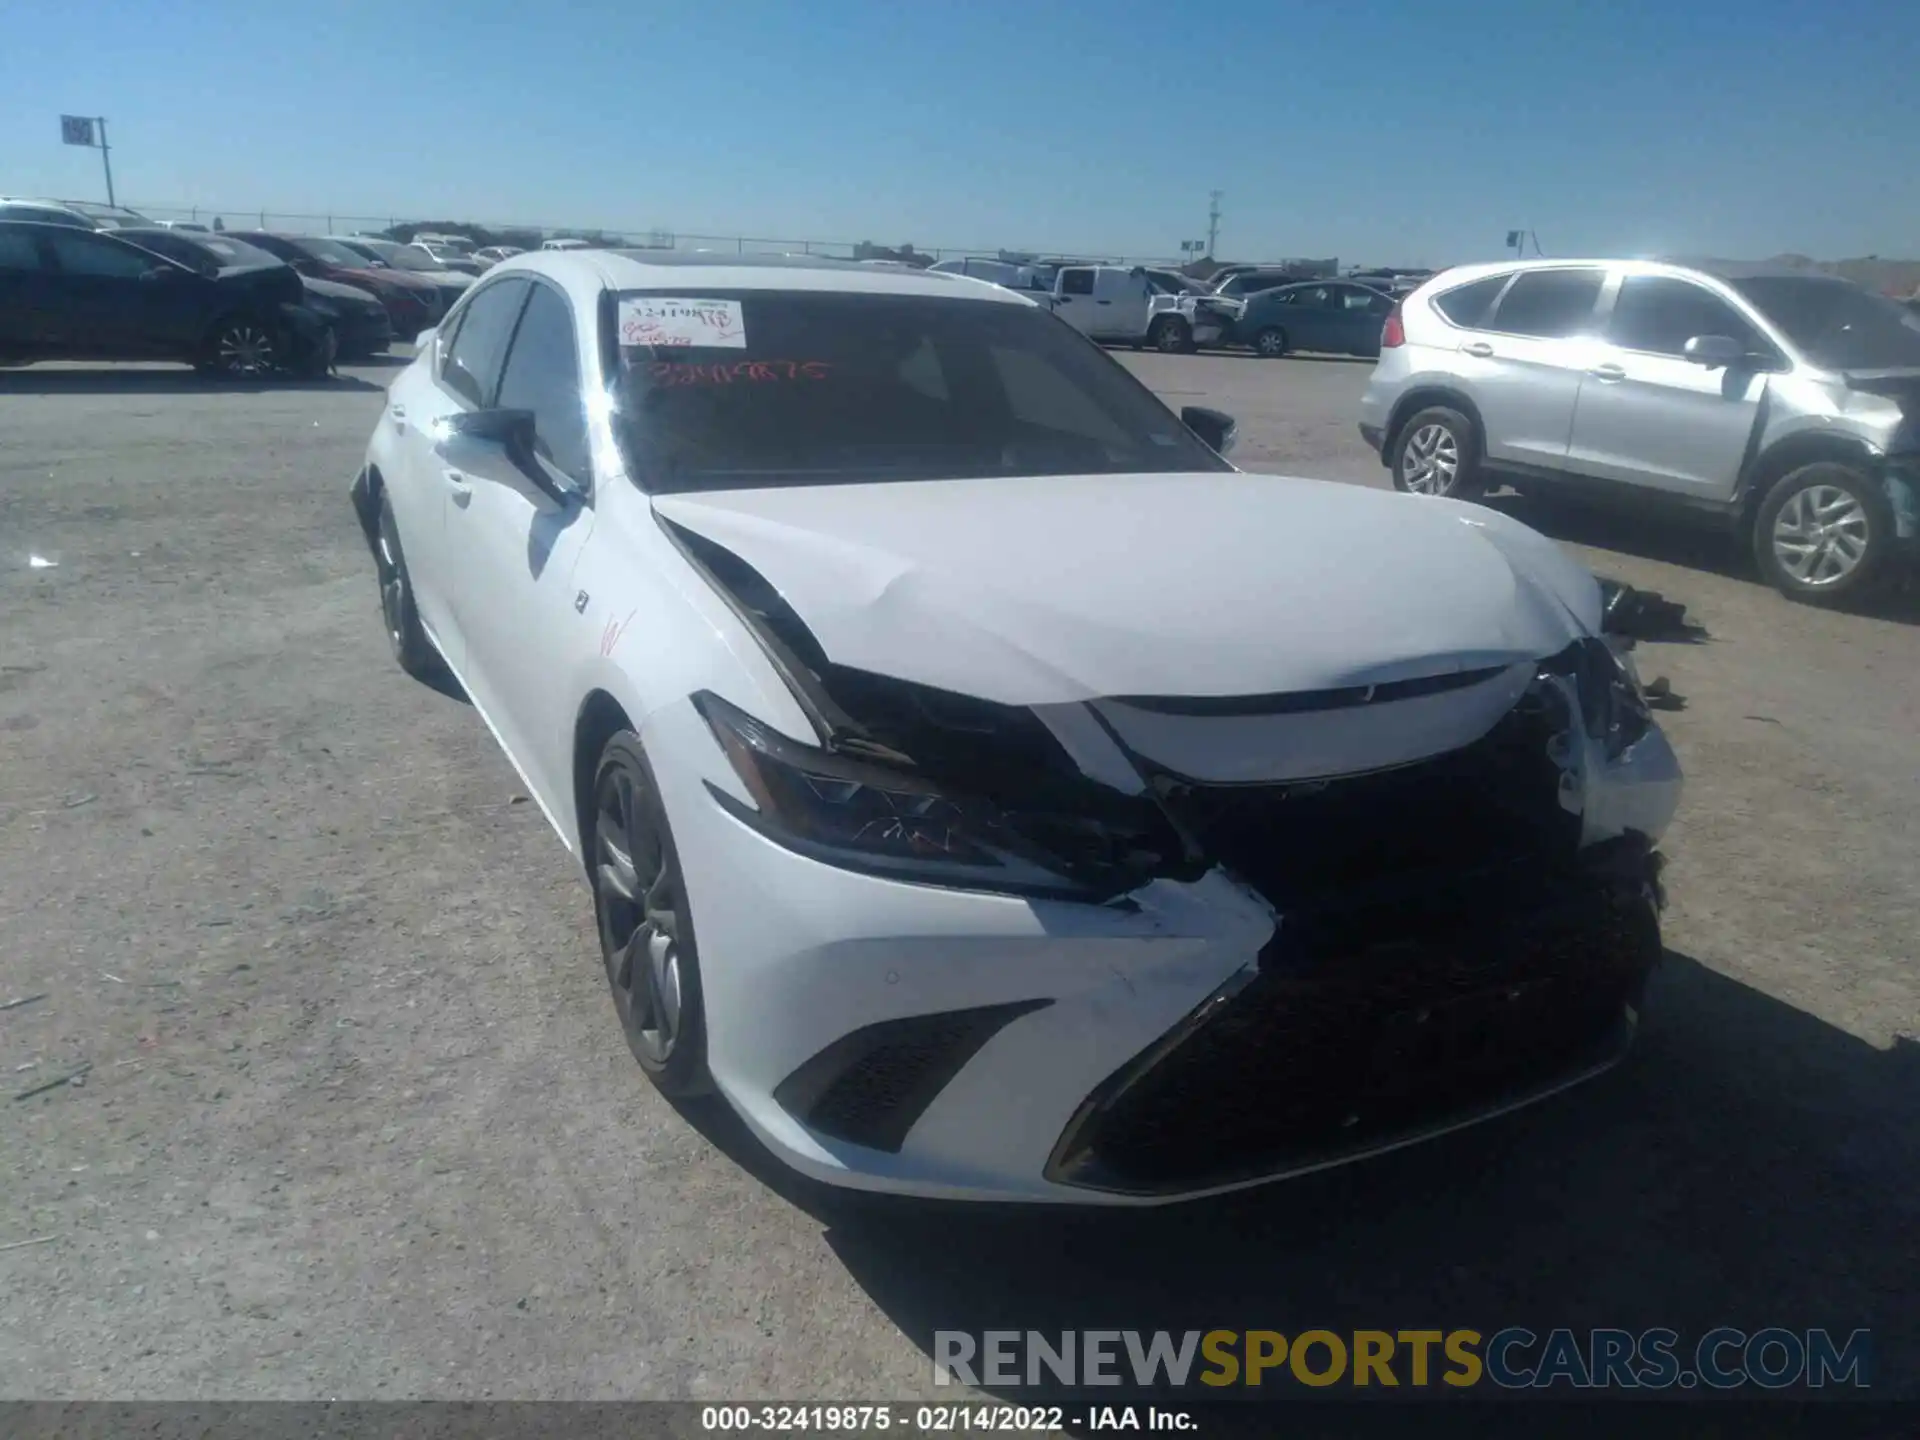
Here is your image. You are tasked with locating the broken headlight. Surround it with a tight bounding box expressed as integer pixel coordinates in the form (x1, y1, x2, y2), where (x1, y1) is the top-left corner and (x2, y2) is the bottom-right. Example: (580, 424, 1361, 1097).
(693, 691, 1105, 898)
(1559, 637, 1652, 761)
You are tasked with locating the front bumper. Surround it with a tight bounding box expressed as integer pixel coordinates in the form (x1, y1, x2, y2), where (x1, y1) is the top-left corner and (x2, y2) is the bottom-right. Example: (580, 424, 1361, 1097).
(643, 691, 1681, 1206)
(1359, 421, 1386, 456)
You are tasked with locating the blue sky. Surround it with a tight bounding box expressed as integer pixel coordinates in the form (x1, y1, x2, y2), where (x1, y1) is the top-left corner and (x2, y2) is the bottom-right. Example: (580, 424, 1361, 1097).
(3, 0, 1914, 264)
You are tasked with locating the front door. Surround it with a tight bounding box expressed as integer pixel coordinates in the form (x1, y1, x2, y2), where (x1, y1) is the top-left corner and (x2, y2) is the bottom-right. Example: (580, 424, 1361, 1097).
(38, 229, 185, 357)
(1456, 267, 1607, 473)
(1051, 268, 1098, 334)
(436, 278, 597, 817)
(1565, 273, 1772, 502)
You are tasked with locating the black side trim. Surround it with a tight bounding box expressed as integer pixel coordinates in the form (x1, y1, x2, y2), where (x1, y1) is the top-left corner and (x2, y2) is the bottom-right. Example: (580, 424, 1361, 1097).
(774, 999, 1053, 1153)
(1110, 666, 1509, 717)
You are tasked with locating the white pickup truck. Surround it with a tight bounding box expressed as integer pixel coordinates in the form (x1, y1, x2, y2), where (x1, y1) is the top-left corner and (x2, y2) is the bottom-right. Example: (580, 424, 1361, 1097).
(1043, 264, 1240, 353)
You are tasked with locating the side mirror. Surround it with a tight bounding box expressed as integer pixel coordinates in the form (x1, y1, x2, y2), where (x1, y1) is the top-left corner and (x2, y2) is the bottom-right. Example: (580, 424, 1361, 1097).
(446, 408, 575, 504)
(1181, 405, 1237, 457)
(1682, 334, 1746, 369)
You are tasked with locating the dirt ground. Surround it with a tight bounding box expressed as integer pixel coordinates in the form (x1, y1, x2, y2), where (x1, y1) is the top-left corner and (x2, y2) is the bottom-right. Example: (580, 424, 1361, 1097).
(1, 350, 1915, 1400)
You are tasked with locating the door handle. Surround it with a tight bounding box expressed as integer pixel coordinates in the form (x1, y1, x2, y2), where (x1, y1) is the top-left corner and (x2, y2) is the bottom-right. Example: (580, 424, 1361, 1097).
(444, 469, 473, 505)
(388, 402, 407, 431)
(1588, 363, 1627, 382)
(1462, 341, 1494, 358)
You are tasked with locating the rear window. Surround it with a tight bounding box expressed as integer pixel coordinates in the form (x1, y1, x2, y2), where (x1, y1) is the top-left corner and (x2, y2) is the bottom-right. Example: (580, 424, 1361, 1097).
(1431, 273, 1511, 328)
(610, 290, 1227, 494)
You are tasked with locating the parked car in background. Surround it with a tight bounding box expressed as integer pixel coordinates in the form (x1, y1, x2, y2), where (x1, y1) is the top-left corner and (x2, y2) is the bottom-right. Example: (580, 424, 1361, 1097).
(409, 239, 485, 276)
(158, 220, 212, 233)
(119, 227, 392, 359)
(1210, 268, 1308, 299)
(0, 219, 332, 377)
(1359, 259, 1920, 600)
(330, 237, 475, 313)
(541, 237, 591, 251)
(231, 232, 442, 339)
(0, 200, 98, 229)
(1235, 281, 1396, 358)
(927, 256, 1051, 292)
(54, 199, 154, 230)
(474, 245, 524, 267)
(1047, 263, 1237, 352)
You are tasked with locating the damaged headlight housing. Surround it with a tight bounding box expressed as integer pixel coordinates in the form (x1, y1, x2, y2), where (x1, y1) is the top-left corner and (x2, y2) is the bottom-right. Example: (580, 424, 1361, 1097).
(693, 691, 1112, 898)
(1556, 637, 1652, 761)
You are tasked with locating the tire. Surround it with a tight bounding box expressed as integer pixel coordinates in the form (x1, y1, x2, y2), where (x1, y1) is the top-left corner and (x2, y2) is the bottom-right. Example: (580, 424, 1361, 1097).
(1148, 316, 1193, 354)
(589, 732, 711, 1098)
(196, 313, 279, 378)
(373, 491, 439, 678)
(1751, 461, 1892, 602)
(1390, 405, 1485, 500)
(1252, 326, 1289, 358)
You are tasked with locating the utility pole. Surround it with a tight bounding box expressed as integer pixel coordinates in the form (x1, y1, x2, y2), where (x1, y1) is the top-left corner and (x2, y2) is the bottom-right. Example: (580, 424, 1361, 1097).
(1206, 190, 1222, 258)
(97, 117, 115, 207)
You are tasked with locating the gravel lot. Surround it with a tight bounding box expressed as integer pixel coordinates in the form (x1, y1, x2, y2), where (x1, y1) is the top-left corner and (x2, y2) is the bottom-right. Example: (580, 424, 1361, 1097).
(2, 348, 1916, 1400)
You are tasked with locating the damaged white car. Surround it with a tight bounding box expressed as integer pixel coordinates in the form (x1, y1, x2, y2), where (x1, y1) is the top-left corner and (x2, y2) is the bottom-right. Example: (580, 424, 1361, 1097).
(351, 251, 1682, 1205)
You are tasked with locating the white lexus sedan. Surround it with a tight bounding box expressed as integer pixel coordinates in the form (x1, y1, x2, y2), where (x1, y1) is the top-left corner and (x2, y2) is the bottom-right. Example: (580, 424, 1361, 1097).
(350, 251, 1682, 1205)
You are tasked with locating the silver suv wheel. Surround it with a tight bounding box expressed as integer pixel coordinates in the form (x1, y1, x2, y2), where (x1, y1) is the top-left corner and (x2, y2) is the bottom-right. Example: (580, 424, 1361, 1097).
(1769, 484, 1869, 587)
(1400, 422, 1459, 495)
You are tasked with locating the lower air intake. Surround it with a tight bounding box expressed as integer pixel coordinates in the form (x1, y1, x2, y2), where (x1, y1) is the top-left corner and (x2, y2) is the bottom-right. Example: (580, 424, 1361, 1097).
(775, 999, 1051, 1154)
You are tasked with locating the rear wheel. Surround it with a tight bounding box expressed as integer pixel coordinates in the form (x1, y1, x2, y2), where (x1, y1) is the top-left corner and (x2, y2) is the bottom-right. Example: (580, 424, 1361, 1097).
(1390, 405, 1485, 500)
(1752, 461, 1892, 602)
(1252, 326, 1289, 358)
(1148, 316, 1194, 354)
(197, 315, 278, 378)
(591, 733, 710, 1097)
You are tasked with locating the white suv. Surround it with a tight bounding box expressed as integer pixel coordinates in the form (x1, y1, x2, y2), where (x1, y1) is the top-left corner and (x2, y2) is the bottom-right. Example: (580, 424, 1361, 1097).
(1358, 259, 1920, 600)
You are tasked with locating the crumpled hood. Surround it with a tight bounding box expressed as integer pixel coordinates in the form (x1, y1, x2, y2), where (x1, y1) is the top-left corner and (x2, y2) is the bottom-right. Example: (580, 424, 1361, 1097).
(655, 472, 1601, 706)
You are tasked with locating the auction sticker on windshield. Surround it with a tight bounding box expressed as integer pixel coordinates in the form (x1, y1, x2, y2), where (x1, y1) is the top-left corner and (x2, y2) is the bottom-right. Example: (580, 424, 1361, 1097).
(619, 297, 746, 348)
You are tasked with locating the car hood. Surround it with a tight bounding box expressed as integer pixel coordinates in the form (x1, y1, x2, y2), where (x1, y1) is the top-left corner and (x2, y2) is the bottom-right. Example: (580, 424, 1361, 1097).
(343, 266, 434, 294)
(653, 472, 1602, 706)
(303, 275, 382, 303)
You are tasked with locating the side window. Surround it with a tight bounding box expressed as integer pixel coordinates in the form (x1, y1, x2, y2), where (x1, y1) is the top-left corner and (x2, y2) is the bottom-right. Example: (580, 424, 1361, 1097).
(441, 278, 529, 407)
(1608, 276, 1764, 357)
(1431, 274, 1512, 329)
(1265, 288, 1300, 306)
(0, 230, 43, 271)
(1060, 269, 1095, 296)
(1491, 269, 1605, 338)
(493, 283, 591, 483)
(43, 231, 155, 279)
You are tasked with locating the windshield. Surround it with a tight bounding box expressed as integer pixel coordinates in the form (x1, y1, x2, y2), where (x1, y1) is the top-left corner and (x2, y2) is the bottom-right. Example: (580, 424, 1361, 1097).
(611, 290, 1227, 494)
(1733, 276, 1920, 369)
(288, 236, 374, 268)
(195, 235, 284, 269)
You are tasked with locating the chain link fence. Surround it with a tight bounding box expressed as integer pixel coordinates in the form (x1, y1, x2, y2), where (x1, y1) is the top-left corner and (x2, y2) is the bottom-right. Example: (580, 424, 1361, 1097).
(121, 202, 1185, 267)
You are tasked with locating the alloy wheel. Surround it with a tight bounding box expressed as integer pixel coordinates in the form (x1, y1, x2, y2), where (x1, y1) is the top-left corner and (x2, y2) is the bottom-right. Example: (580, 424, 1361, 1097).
(594, 760, 683, 1065)
(374, 522, 408, 657)
(1154, 321, 1187, 353)
(216, 323, 275, 377)
(1255, 329, 1287, 357)
(1771, 485, 1870, 588)
(1400, 422, 1460, 495)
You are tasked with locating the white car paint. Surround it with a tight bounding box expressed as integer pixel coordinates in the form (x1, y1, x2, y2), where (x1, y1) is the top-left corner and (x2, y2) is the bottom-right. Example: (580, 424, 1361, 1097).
(356, 250, 1682, 1205)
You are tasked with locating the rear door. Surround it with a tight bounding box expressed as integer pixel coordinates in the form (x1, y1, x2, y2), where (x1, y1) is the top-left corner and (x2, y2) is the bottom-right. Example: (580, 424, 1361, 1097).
(1564, 272, 1774, 501)
(1333, 284, 1395, 355)
(436, 277, 597, 810)
(1091, 267, 1151, 339)
(1456, 267, 1606, 472)
(1051, 267, 1098, 333)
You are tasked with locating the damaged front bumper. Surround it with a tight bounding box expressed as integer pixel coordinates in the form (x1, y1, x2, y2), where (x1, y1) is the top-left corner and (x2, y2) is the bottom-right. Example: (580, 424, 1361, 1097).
(648, 647, 1682, 1205)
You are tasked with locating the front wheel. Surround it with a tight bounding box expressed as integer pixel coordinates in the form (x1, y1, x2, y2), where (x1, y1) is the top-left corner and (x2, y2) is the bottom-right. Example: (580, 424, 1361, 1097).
(1252, 327, 1289, 358)
(1148, 316, 1193, 354)
(1752, 461, 1892, 602)
(374, 492, 438, 677)
(1390, 405, 1485, 499)
(591, 733, 711, 1097)
(197, 315, 279, 378)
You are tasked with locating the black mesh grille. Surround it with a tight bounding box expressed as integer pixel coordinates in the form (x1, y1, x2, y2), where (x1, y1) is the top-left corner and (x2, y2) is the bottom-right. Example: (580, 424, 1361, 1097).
(775, 1000, 1051, 1153)
(1049, 848, 1661, 1195)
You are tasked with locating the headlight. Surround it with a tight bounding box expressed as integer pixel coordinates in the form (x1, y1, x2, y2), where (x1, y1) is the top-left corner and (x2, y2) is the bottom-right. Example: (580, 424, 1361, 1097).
(1555, 637, 1651, 761)
(693, 691, 1183, 899)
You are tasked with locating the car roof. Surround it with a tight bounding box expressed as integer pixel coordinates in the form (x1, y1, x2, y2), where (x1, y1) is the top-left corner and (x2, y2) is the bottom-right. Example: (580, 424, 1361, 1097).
(486, 248, 1026, 304)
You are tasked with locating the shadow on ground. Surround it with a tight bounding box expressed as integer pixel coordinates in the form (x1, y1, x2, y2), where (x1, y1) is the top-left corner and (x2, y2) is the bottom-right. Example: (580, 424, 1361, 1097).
(1488, 491, 1920, 627)
(0, 368, 381, 396)
(681, 951, 1919, 1402)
